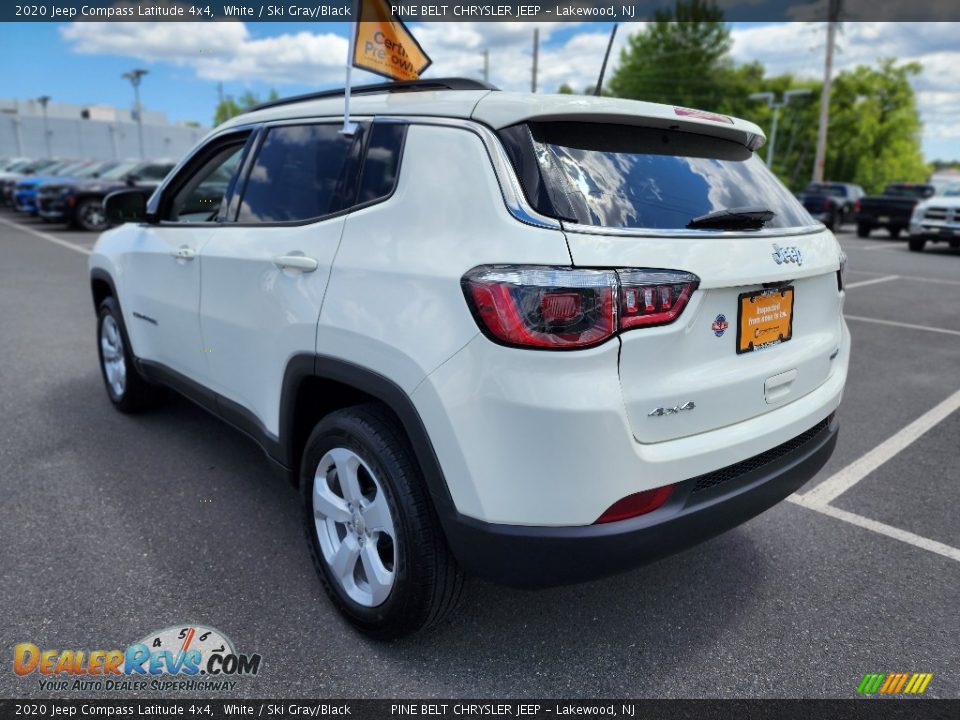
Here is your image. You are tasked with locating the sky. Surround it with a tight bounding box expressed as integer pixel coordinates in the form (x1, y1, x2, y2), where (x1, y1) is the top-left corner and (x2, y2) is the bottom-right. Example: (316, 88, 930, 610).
(1, 20, 958, 161)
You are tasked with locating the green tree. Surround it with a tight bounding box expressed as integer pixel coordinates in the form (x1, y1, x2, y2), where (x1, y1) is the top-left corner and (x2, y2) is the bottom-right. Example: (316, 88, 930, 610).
(825, 60, 928, 192)
(608, 0, 735, 111)
(214, 88, 279, 125)
(557, 83, 575, 94)
(737, 61, 929, 192)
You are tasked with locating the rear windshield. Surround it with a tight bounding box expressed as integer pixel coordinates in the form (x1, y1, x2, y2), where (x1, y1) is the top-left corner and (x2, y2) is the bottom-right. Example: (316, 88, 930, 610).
(501, 122, 813, 230)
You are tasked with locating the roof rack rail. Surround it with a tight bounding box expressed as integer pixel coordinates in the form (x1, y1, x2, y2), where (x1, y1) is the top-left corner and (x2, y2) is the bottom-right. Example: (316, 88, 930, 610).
(247, 77, 500, 114)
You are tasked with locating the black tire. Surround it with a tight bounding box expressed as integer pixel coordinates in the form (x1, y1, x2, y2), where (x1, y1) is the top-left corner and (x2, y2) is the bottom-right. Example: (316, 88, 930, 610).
(300, 404, 464, 639)
(96, 297, 160, 413)
(889, 227, 902, 239)
(908, 236, 926, 252)
(856, 223, 871, 238)
(950, 240, 959, 249)
(824, 216, 835, 231)
(75, 197, 109, 232)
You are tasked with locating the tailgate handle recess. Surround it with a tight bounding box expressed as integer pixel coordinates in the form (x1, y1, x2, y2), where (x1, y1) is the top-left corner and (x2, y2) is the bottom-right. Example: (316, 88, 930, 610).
(765, 369, 798, 404)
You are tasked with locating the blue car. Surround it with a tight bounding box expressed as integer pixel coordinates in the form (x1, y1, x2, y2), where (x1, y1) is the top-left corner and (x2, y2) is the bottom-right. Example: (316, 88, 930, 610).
(13, 160, 106, 214)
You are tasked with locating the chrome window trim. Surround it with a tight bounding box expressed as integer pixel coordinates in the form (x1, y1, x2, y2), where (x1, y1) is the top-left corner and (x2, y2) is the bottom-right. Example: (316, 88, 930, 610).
(559, 221, 827, 239)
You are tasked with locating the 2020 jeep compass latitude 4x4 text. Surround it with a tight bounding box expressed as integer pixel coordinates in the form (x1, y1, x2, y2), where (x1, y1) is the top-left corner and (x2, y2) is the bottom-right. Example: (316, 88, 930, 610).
(90, 79, 849, 638)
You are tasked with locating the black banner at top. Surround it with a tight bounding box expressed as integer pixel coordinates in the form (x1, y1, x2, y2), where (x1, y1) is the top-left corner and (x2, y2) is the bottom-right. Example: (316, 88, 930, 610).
(3, 0, 960, 22)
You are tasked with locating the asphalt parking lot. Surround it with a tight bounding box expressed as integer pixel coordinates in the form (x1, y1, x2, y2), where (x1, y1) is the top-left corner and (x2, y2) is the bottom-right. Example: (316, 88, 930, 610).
(0, 212, 957, 700)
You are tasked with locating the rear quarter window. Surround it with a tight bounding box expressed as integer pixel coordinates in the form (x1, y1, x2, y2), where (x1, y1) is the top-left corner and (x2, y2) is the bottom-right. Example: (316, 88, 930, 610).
(501, 122, 814, 231)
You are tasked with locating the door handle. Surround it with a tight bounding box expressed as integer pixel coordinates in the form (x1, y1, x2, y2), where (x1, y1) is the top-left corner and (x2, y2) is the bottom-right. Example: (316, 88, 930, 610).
(274, 255, 319, 273)
(172, 246, 196, 261)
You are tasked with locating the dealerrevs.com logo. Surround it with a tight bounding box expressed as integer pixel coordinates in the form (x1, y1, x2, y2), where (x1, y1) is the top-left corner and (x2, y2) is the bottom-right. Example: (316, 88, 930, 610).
(14, 625, 262, 692)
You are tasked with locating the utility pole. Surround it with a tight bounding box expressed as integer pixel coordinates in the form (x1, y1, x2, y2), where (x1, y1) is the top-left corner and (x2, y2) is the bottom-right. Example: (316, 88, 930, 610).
(37, 95, 51, 157)
(749, 89, 812, 170)
(122, 68, 149, 160)
(813, 0, 841, 182)
(482, 49, 489, 84)
(531, 29, 539, 93)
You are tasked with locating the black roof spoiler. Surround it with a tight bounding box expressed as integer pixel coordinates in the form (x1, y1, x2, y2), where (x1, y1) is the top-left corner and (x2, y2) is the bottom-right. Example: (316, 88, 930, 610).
(247, 78, 499, 114)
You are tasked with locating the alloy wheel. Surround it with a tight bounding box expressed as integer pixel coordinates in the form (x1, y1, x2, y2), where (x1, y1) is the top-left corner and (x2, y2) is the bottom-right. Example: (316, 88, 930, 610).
(312, 447, 397, 607)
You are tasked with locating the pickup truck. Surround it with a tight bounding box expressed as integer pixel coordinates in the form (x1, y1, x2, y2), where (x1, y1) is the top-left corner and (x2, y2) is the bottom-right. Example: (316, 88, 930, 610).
(854, 183, 935, 238)
(797, 182, 864, 230)
(908, 183, 960, 252)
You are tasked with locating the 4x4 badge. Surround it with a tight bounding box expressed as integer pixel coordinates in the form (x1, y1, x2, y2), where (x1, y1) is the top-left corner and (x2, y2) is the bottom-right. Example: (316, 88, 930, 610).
(772, 243, 803, 266)
(648, 401, 696, 417)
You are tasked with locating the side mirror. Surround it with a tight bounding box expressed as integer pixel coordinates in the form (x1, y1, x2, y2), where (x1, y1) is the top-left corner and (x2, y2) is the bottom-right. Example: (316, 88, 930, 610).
(124, 173, 140, 187)
(104, 189, 151, 225)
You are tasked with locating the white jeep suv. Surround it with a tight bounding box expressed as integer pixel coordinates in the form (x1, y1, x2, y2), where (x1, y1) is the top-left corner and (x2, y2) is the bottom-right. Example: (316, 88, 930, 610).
(90, 78, 849, 638)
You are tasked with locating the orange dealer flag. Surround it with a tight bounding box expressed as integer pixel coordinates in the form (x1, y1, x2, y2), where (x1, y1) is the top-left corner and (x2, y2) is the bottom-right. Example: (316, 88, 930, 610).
(351, 0, 432, 81)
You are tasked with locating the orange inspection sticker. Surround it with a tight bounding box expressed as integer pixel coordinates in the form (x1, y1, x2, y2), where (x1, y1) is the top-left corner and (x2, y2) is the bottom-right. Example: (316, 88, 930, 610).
(737, 287, 794, 354)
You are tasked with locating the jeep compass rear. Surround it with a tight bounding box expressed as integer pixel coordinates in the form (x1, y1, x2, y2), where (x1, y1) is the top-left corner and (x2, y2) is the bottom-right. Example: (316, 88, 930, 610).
(90, 82, 848, 638)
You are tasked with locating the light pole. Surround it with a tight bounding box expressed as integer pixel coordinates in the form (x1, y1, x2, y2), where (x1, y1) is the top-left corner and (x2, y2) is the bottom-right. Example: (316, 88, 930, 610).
(122, 69, 149, 159)
(37, 95, 52, 157)
(749, 89, 811, 170)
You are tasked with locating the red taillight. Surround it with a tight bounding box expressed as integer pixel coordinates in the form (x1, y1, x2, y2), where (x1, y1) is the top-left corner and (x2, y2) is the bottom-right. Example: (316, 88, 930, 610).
(462, 266, 699, 350)
(822, 198, 833, 211)
(618, 270, 697, 330)
(854, 200, 861, 213)
(595, 484, 675, 524)
(465, 267, 616, 349)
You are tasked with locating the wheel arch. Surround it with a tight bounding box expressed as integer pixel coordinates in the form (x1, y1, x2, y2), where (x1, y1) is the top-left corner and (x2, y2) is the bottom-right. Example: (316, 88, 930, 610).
(280, 354, 458, 521)
(90, 267, 118, 312)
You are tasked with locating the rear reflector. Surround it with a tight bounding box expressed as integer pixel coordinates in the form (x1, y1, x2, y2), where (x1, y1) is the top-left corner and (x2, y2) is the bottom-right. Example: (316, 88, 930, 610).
(594, 484, 676, 524)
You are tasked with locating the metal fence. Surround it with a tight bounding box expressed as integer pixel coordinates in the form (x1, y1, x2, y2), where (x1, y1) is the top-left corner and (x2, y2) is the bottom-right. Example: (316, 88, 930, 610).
(0, 114, 207, 161)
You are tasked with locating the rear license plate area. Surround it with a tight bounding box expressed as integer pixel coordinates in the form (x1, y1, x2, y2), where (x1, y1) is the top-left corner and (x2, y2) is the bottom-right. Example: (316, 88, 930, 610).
(737, 287, 795, 354)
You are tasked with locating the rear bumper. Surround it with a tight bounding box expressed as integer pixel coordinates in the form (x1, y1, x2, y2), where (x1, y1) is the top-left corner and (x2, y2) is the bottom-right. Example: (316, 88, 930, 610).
(857, 214, 909, 228)
(446, 414, 838, 588)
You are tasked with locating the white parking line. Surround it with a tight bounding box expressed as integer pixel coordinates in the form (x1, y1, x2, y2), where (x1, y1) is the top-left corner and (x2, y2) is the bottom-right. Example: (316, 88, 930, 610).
(802, 387, 960, 506)
(844, 275, 899, 289)
(899, 274, 960, 288)
(787, 495, 960, 564)
(858, 243, 903, 252)
(845, 270, 960, 287)
(0, 216, 91, 256)
(844, 314, 960, 338)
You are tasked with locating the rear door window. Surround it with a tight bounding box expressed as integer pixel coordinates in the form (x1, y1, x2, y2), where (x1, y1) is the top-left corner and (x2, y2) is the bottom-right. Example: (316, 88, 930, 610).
(502, 122, 814, 231)
(357, 123, 405, 205)
(237, 124, 356, 223)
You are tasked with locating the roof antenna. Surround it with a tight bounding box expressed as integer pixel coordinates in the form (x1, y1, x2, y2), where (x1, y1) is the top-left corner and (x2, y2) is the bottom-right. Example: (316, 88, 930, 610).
(594, 24, 618, 96)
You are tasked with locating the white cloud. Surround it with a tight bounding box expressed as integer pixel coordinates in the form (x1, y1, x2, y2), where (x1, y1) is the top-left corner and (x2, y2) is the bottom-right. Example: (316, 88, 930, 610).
(60, 21, 352, 85)
(59, 19, 960, 158)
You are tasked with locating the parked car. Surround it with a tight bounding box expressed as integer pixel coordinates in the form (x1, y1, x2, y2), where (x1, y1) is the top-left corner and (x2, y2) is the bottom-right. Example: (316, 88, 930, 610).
(0, 159, 63, 207)
(12, 160, 105, 214)
(908, 183, 960, 252)
(37, 160, 175, 231)
(797, 182, 864, 230)
(90, 79, 848, 638)
(854, 183, 936, 238)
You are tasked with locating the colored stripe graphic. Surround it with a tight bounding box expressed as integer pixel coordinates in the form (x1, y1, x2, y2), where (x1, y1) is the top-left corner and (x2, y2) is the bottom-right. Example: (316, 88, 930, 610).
(857, 673, 885, 694)
(857, 672, 932, 695)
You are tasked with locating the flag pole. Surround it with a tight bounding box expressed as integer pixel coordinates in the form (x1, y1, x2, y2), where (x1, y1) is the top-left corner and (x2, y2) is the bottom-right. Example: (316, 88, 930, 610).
(342, 0, 359, 135)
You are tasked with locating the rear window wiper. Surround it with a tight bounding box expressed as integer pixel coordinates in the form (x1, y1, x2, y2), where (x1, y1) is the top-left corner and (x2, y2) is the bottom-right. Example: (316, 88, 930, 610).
(687, 206, 775, 230)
